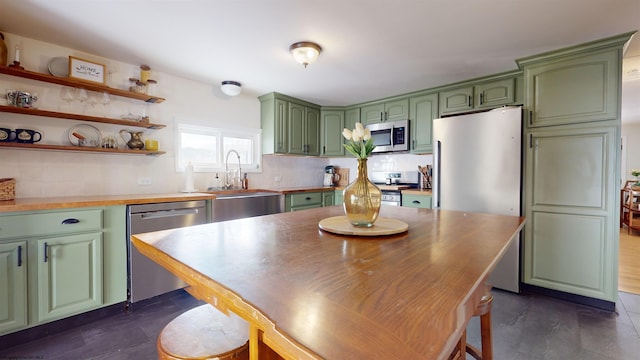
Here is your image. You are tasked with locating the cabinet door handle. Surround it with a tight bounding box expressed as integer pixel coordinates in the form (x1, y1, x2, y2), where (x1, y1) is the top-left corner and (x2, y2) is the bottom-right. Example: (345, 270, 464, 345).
(306, 197, 312, 201)
(322, 145, 325, 155)
(380, 112, 383, 122)
(529, 110, 533, 126)
(468, 96, 472, 107)
(412, 139, 415, 149)
(18, 245, 22, 267)
(412, 200, 421, 204)
(44, 242, 48, 263)
(385, 111, 388, 121)
(529, 133, 533, 149)
(62, 218, 80, 225)
(480, 93, 484, 105)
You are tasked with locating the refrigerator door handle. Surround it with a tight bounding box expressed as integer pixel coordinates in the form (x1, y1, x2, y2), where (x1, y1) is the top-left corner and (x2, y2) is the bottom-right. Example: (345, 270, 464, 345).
(433, 140, 441, 208)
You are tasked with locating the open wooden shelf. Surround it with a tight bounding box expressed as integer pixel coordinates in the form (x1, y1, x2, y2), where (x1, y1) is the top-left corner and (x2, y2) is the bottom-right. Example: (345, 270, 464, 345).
(0, 142, 165, 156)
(0, 105, 166, 129)
(0, 65, 166, 157)
(0, 66, 165, 103)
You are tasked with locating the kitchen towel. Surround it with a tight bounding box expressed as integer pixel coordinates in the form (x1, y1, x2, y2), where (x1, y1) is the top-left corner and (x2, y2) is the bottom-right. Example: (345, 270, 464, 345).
(184, 162, 195, 192)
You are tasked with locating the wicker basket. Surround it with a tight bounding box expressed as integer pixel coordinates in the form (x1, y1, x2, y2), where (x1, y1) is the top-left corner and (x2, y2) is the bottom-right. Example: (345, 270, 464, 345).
(0, 178, 16, 201)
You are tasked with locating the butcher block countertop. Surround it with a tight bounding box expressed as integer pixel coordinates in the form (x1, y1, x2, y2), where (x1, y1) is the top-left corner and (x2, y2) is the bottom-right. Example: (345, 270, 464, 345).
(132, 206, 525, 360)
(0, 187, 340, 213)
(0, 186, 426, 213)
(402, 189, 432, 196)
(0, 193, 217, 213)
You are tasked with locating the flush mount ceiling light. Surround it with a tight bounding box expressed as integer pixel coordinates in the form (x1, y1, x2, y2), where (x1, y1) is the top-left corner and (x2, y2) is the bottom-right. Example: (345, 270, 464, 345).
(289, 41, 322, 68)
(221, 81, 242, 96)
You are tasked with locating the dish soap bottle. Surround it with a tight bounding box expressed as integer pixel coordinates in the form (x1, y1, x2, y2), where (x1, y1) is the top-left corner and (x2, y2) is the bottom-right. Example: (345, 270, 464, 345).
(242, 173, 248, 190)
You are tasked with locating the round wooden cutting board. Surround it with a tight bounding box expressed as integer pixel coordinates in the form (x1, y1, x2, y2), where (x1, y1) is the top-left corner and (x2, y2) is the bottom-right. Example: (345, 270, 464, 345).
(318, 216, 408, 236)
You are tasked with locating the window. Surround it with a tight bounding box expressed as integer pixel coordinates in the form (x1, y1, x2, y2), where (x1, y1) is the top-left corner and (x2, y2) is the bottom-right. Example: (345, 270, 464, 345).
(176, 122, 261, 172)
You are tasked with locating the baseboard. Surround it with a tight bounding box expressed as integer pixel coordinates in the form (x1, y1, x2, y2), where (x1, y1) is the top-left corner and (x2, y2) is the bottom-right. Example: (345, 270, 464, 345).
(521, 283, 616, 312)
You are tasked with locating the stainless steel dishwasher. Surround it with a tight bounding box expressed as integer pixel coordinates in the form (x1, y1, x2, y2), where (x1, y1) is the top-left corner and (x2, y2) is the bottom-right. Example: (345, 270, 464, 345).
(127, 200, 207, 305)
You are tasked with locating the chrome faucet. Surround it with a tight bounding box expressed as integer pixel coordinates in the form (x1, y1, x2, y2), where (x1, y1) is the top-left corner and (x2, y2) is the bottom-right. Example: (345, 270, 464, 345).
(224, 149, 241, 189)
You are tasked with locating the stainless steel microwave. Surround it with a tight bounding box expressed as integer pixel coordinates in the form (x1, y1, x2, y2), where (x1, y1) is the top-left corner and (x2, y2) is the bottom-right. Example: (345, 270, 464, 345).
(366, 119, 410, 153)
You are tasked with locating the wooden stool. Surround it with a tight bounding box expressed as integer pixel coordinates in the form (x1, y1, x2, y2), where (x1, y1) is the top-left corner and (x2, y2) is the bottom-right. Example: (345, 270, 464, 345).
(157, 304, 250, 360)
(465, 294, 494, 360)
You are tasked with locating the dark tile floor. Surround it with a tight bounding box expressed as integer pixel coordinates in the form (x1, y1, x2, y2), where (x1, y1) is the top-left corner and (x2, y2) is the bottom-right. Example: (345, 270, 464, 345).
(1, 289, 640, 359)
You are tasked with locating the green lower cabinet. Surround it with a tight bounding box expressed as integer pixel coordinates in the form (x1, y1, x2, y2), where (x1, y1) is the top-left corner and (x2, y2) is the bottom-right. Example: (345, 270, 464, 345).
(35, 233, 103, 322)
(286, 192, 323, 212)
(0, 206, 127, 335)
(322, 192, 335, 207)
(401, 194, 432, 208)
(0, 241, 27, 334)
(286, 191, 338, 211)
(335, 190, 344, 206)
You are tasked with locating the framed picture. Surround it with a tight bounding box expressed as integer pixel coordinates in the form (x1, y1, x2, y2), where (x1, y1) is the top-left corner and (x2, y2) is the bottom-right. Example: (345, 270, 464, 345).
(68, 56, 106, 84)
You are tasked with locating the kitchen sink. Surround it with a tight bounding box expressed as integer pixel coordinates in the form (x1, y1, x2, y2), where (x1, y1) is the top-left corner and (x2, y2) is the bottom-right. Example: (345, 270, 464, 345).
(210, 191, 283, 222)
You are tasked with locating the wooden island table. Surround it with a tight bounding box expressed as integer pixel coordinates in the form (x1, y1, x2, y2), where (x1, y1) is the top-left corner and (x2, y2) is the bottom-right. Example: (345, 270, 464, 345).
(131, 206, 525, 360)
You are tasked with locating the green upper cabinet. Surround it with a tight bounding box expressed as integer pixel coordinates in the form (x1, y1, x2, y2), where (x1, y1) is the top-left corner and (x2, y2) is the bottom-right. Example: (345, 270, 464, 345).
(305, 107, 320, 155)
(345, 107, 360, 131)
(439, 86, 474, 115)
(518, 47, 621, 128)
(0, 240, 27, 334)
(409, 93, 438, 154)
(360, 98, 409, 124)
(260, 94, 288, 154)
(289, 102, 320, 155)
(439, 76, 517, 116)
(475, 78, 516, 109)
(321, 109, 345, 157)
(260, 92, 320, 156)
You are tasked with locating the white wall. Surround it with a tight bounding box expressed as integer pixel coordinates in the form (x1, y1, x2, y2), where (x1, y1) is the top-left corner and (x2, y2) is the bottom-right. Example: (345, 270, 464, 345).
(0, 33, 433, 198)
(0, 32, 264, 198)
(329, 153, 432, 184)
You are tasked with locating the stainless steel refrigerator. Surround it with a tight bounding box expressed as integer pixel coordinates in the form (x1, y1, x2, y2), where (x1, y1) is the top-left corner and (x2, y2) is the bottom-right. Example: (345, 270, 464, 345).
(433, 106, 522, 293)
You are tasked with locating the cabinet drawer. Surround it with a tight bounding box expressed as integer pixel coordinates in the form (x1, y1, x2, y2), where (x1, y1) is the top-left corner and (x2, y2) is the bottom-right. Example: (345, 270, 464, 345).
(0, 210, 103, 240)
(402, 195, 432, 209)
(289, 192, 323, 207)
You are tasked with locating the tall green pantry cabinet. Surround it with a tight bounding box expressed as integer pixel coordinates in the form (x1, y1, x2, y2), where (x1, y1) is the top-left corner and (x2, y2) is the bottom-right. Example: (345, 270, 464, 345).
(519, 32, 634, 309)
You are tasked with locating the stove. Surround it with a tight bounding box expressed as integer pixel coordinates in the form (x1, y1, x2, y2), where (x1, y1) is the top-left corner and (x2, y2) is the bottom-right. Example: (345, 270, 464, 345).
(371, 171, 420, 206)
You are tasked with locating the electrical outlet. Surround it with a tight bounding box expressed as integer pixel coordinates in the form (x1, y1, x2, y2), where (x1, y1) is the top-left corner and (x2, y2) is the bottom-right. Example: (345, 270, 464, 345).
(137, 177, 152, 186)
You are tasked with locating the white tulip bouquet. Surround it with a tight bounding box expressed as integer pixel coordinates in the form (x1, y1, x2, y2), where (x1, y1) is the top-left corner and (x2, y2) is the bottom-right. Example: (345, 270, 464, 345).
(342, 122, 376, 159)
